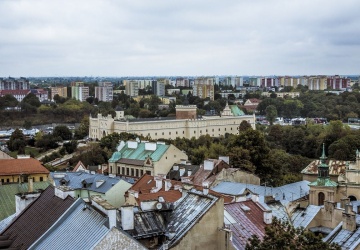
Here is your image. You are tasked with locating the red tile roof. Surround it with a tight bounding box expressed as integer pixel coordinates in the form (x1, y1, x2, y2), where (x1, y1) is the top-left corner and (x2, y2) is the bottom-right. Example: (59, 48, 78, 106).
(72, 161, 87, 172)
(0, 158, 49, 176)
(225, 200, 267, 250)
(0, 186, 75, 250)
(128, 174, 232, 204)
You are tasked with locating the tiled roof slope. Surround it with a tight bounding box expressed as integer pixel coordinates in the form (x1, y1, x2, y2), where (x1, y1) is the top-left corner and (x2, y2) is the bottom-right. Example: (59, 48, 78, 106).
(0, 181, 50, 220)
(50, 171, 122, 194)
(29, 199, 110, 250)
(0, 158, 49, 175)
(225, 201, 267, 250)
(0, 185, 75, 250)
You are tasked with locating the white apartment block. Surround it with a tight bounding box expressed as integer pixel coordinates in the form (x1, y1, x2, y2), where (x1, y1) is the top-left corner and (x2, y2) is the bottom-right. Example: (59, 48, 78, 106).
(124, 80, 139, 97)
(95, 82, 113, 102)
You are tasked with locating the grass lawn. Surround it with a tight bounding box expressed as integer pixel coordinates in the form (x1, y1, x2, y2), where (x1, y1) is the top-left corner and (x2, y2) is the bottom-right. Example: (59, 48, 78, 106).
(8, 146, 41, 158)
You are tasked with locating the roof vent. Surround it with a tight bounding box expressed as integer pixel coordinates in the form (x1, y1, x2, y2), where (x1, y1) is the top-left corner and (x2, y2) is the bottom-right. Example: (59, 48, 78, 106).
(240, 205, 251, 212)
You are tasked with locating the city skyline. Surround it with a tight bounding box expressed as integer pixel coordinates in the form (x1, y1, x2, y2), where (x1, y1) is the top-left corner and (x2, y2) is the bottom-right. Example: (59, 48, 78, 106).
(1, 0, 360, 77)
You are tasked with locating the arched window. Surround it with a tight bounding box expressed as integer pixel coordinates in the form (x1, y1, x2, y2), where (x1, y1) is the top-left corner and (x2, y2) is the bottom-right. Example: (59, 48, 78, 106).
(349, 195, 357, 201)
(318, 192, 325, 206)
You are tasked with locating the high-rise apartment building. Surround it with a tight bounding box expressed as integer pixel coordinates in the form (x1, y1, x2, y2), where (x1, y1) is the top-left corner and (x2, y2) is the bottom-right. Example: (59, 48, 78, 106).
(71, 82, 89, 102)
(95, 82, 113, 102)
(51, 86, 68, 100)
(152, 80, 165, 96)
(124, 80, 139, 97)
(192, 77, 215, 100)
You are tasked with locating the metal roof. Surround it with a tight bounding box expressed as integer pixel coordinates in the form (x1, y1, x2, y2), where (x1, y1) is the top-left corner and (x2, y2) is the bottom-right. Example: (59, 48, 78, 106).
(224, 201, 266, 250)
(29, 198, 110, 250)
(0, 186, 75, 250)
(109, 141, 170, 164)
(230, 105, 245, 116)
(211, 181, 310, 202)
(51, 171, 124, 194)
(291, 205, 321, 228)
(0, 181, 50, 221)
(166, 189, 219, 247)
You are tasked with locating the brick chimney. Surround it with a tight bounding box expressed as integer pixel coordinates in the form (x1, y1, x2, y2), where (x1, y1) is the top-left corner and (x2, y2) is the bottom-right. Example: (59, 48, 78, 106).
(342, 204, 356, 231)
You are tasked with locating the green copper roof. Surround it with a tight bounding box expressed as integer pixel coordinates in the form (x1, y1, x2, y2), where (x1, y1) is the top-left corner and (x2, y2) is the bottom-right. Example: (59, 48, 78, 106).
(108, 152, 121, 163)
(230, 105, 245, 116)
(111, 142, 170, 162)
(0, 181, 51, 221)
(309, 178, 338, 187)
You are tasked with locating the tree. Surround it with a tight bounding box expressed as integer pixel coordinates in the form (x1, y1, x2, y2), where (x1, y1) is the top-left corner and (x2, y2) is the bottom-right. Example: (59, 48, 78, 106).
(74, 116, 89, 140)
(265, 105, 278, 125)
(238, 120, 252, 132)
(63, 140, 78, 154)
(53, 125, 72, 141)
(7, 128, 26, 153)
(246, 217, 340, 250)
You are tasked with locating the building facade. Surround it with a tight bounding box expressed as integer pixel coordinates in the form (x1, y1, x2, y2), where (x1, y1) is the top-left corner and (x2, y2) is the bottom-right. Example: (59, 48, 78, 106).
(89, 105, 256, 141)
(50, 86, 68, 100)
(0, 77, 29, 90)
(71, 82, 89, 102)
(192, 77, 215, 100)
(95, 82, 113, 102)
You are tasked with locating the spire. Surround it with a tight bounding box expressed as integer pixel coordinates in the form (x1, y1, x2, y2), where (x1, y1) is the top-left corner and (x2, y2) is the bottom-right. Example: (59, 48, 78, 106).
(318, 143, 329, 180)
(320, 143, 327, 164)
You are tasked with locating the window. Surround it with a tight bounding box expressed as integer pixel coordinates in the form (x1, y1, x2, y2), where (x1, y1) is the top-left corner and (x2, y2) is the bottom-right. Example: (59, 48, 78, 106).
(7, 178, 9, 183)
(194, 131, 196, 134)
(40, 177, 43, 182)
(225, 128, 226, 131)
(131, 169, 134, 176)
(169, 132, 171, 135)
(218, 128, 220, 131)
(176, 131, 178, 135)
(155, 133, 157, 136)
(126, 168, 129, 176)
(117, 167, 120, 174)
(136, 169, 139, 177)
(183, 131, 185, 134)
(212, 129, 214, 132)
(141, 170, 144, 176)
(122, 167, 125, 175)
(174, 155, 176, 158)
(146, 171, 151, 175)
(162, 132, 164, 135)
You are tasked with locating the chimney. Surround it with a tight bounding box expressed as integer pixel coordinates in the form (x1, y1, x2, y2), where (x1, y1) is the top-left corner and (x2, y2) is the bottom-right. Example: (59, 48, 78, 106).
(341, 198, 350, 209)
(203, 181, 209, 195)
(90, 196, 117, 229)
(173, 165, 179, 171)
(187, 170, 192, 176)
(204, 160, 215, 170)
(342, 205, 356, 232)
(155, 176, 163, 189)
(28, 178, 34, 192)
(121, 205, 134, 230)
(164, 179, 172, 192)
(15, 192, 41, 215)
(251, 194, 259, 202)
(55, 186, 75, 199)
(263, 210, 273, 224)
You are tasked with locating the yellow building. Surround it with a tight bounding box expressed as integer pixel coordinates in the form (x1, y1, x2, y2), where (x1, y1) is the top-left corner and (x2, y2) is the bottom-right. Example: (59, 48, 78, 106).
(0, 157, 49, 184)
(50, 86, 68, 100)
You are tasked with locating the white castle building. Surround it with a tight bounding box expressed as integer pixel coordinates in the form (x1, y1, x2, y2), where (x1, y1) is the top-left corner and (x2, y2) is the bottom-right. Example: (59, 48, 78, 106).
(89, 104, 256, 140)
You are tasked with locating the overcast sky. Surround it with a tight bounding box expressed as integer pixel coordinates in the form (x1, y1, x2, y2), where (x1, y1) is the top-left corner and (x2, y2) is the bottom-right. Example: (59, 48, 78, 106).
(1, 0, 359, 77)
